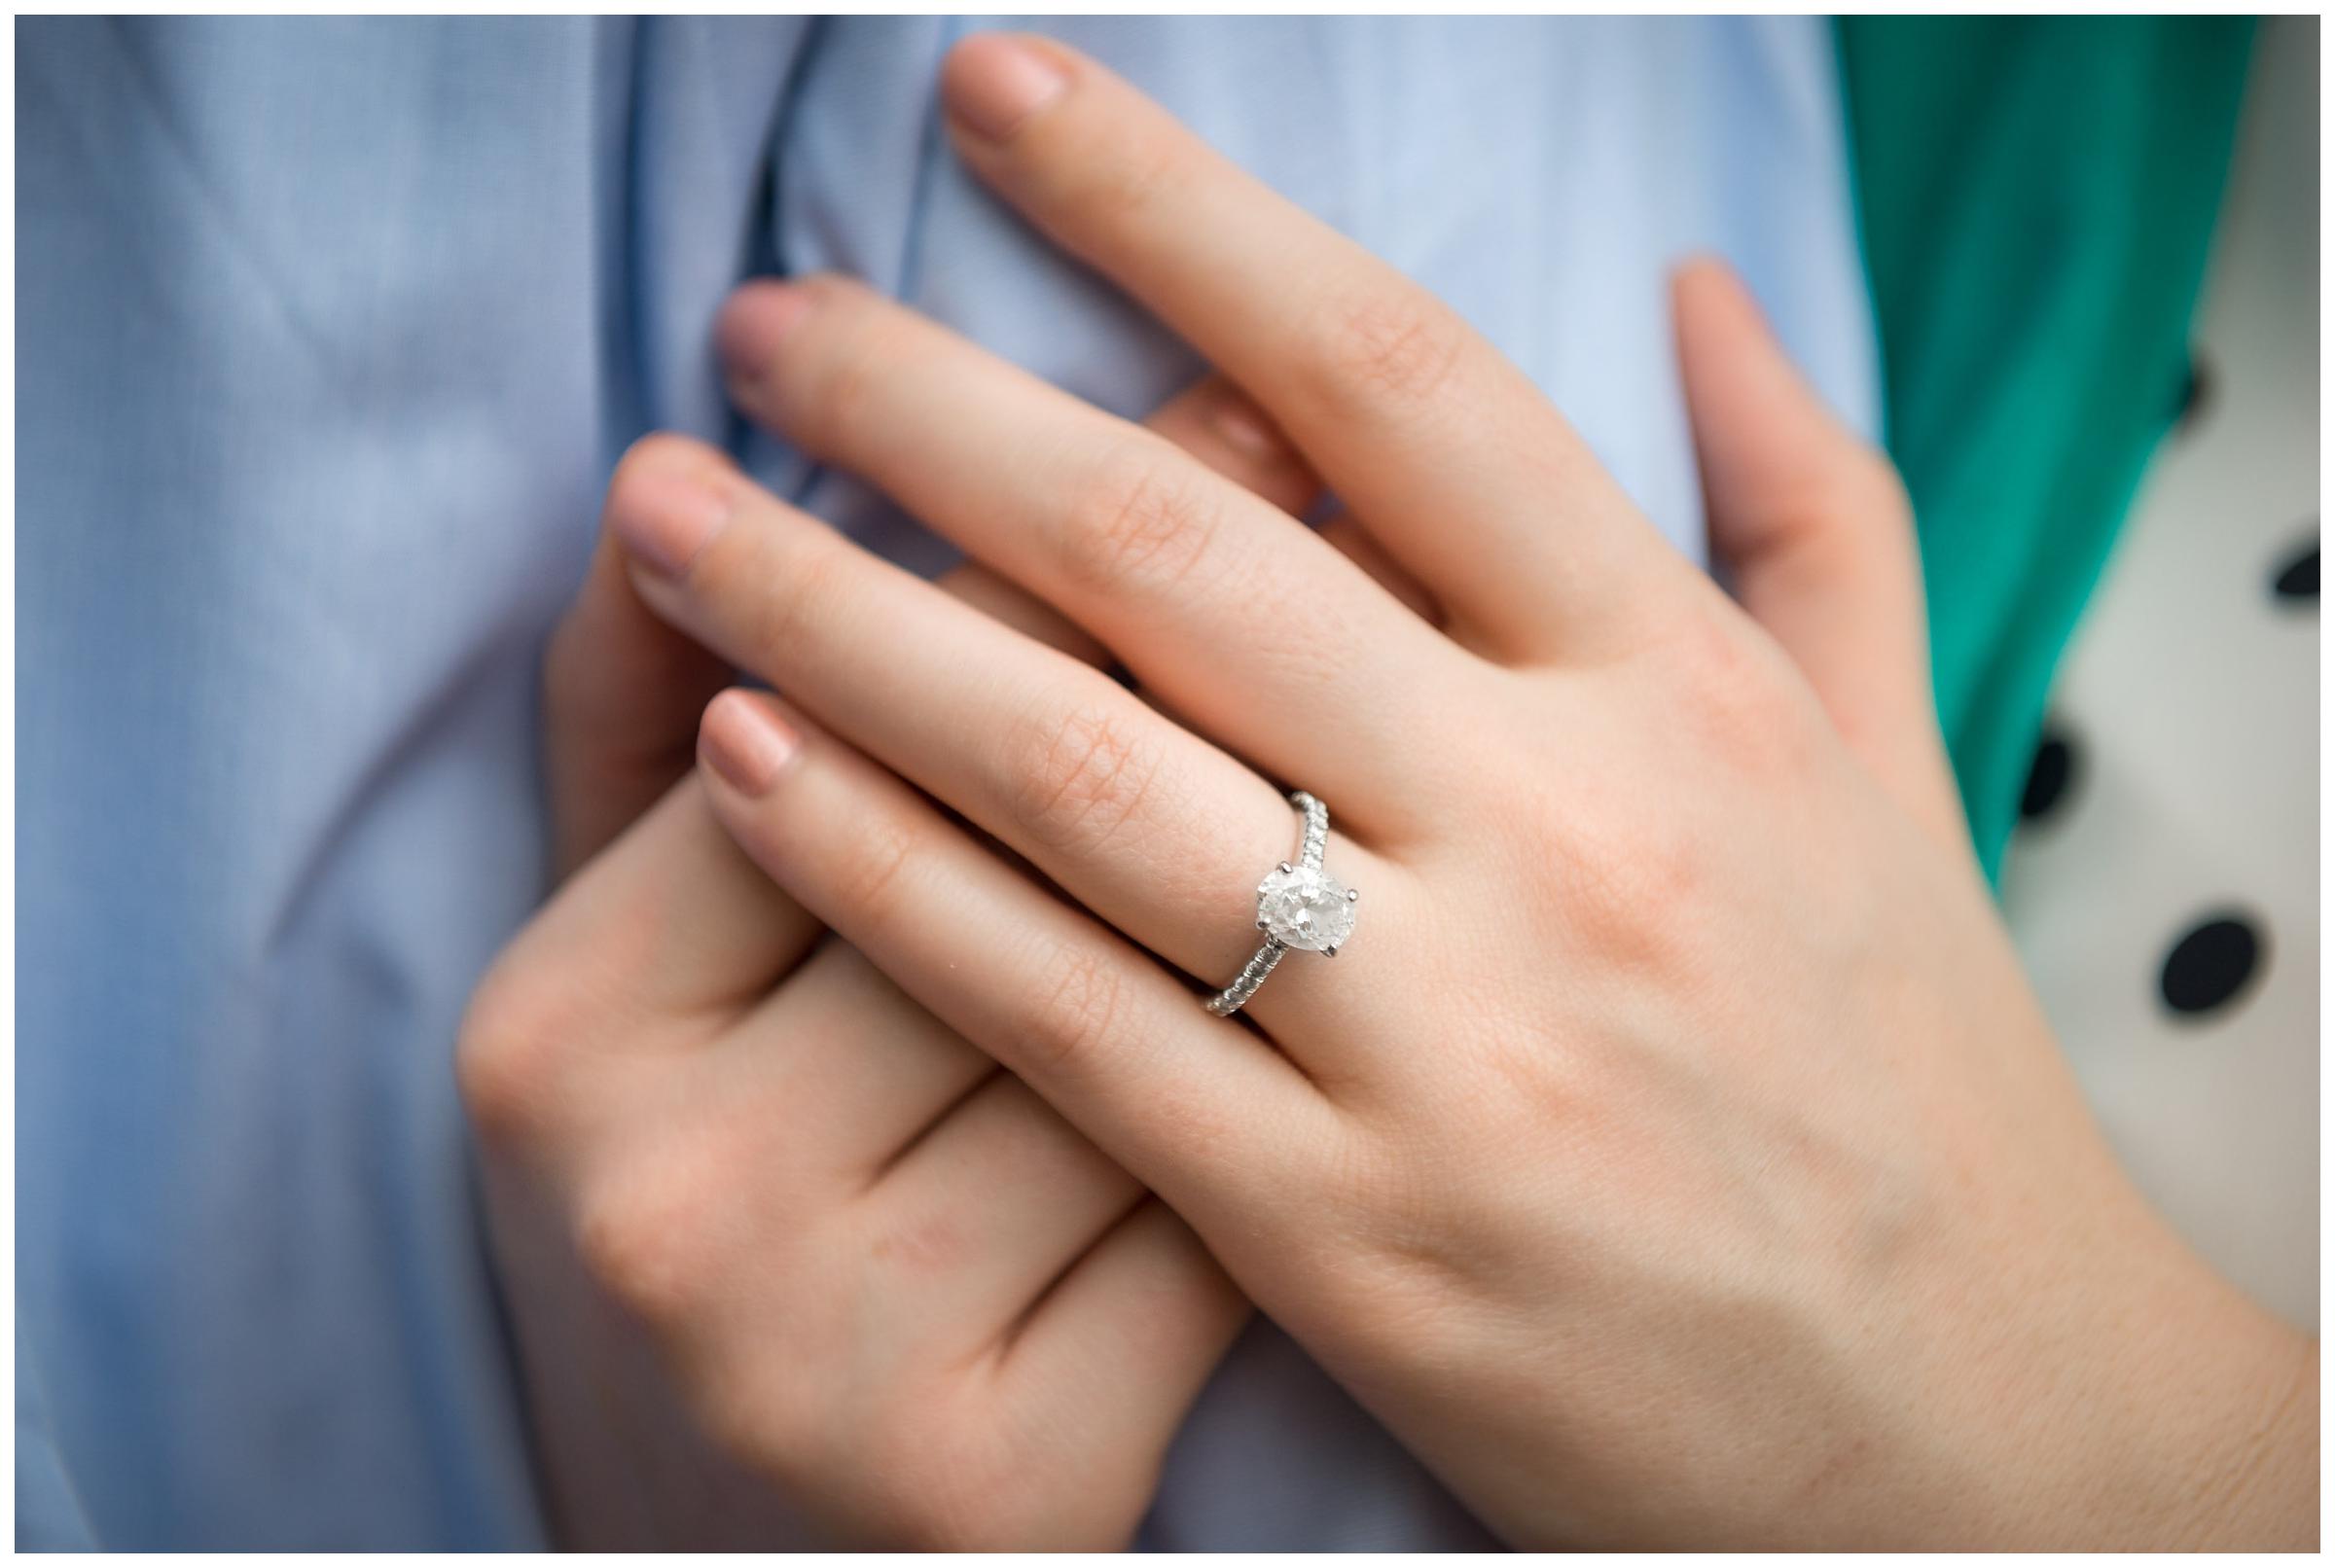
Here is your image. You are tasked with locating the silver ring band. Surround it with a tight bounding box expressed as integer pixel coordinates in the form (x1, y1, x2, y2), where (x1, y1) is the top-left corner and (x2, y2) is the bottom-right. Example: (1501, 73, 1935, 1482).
(1204, 790, 1357, 1016)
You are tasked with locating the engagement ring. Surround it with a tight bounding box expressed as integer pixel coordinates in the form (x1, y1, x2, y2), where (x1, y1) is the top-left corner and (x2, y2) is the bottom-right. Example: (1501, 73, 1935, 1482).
(1203, 790, 1357, 1016)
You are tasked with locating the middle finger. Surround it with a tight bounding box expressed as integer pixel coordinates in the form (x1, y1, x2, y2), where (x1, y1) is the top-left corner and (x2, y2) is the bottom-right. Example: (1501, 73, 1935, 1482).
(715, 273, 1464, 774)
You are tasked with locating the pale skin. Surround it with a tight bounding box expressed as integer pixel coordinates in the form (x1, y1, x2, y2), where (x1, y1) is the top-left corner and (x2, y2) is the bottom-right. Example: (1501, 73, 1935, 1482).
(464, 374, 1349, 1550)
(461, 33, 2317, 1550)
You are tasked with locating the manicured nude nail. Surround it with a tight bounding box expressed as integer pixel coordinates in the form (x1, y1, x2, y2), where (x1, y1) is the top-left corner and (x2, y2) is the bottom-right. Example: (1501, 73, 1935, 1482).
(715, 281, 816, 385)
(700, 691, 800, 797)
(1209, 399, 1280, 462)
(943, 35, 1070, 143)
(609, 465, 734, 579)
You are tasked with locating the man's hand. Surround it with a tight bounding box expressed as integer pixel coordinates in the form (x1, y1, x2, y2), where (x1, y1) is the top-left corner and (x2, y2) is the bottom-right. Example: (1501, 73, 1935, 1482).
(459, 378, 1321, 1548)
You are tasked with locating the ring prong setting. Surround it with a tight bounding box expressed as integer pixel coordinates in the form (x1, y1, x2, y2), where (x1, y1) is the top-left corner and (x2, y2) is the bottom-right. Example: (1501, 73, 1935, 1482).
(1252, 863, 1357, 954)
(1205, 791, 1353, 1016)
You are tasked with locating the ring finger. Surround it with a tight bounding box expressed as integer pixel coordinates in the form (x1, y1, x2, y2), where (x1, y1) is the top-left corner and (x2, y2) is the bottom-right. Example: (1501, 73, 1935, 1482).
(691, 686, 1358, 1182)
(712, 273, 1465, 783)
(614, 445, 1403, 1034)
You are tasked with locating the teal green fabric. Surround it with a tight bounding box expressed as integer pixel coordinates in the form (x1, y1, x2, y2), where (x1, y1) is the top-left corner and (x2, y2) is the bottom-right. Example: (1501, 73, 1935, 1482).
(1836, 18, 2254, 877)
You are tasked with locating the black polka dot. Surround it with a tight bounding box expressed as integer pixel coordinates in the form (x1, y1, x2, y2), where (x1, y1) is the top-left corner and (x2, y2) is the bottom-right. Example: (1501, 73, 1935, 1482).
(2020, 726, 2078, 822)
(2271, 533, 2317, 603)
(2173, 354, 2210, 431)
(2158, 912, 2264, 1018)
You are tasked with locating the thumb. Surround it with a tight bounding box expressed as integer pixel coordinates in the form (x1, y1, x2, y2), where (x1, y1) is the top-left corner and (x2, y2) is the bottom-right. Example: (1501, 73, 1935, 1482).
(1671, 257, 1966, 850)
(543, 435, 739, 882)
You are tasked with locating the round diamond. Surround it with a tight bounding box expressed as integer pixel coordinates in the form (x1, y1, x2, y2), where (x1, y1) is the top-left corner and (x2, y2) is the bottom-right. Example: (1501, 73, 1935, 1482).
(1255, 864, 1355, 952)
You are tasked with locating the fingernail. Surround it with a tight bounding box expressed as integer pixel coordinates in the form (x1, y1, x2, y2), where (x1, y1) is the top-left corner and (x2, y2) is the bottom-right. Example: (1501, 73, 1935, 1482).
(609, 464, 734, 579)
(700, 691, 800, 797)
(715, 281, 815, 385)
(943, 35, 1069, 143)
(1209, 398, 1279, 463)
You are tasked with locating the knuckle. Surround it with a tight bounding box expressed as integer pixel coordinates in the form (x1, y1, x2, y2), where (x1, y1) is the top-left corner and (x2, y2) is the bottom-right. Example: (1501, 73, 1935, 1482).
(1606, 810, 1709, 922)
(1018, 940, 1130, 1083)
(1060, 131, 1191, 230)
(1554, 809, 1707, 980)
(690, 1358, 822, 1488)
(1001, 695, 1166, 858)
(1058, 444, 1226, 595)
(824, 812, 921, 933)
(1668, 615, 1799, 758)
(1314, 288, 1468, 411)
(572, 1150, 709, 1331)
(455, 959, 571, 1151)
(1834, 439, 1915, 527)
(671, 1229, 848, 1481)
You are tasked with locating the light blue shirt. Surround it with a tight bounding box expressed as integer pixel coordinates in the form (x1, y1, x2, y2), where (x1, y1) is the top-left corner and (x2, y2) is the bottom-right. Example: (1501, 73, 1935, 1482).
(18, 16, 1878, 1550)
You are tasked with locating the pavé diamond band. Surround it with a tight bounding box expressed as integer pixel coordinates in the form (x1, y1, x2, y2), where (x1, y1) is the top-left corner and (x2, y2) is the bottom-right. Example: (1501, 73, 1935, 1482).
(1203, 790, 1358, 1017)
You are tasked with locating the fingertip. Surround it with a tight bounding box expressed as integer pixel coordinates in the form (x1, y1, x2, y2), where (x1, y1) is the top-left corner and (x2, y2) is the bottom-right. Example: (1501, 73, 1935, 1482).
(603, 433, 745, 582)
(605, 457, 736, 582)
(699, 689, 802, 800)
(1670, 250, 1743, 293)
(1671, 254, 1777, 366)
(1194, 384, 1280, 464)
(714, 279, 815, 385)
(612, 428, 734, 485)
(1673, 260, 1836, 460)
(941, 32, 1074, 145)
(1669, 251, 1735, 303)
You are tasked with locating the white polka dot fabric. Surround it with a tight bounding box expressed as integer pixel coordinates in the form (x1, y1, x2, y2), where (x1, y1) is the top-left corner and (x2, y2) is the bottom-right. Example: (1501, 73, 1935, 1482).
(1998, 18, 2317, 1332)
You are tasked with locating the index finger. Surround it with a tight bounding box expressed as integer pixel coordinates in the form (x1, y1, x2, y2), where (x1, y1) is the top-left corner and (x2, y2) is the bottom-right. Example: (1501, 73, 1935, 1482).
(939, 32, 1687, 659)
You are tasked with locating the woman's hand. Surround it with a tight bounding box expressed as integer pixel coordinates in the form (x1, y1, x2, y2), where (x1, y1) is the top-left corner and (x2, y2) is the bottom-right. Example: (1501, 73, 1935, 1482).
(610, 37, 2317, 1549)
(459, 378, 1330, 1549)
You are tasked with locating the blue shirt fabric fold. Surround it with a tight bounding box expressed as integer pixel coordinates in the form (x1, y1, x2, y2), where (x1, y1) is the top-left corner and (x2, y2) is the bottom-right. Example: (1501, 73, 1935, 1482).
(18, 16, 1877, 1549)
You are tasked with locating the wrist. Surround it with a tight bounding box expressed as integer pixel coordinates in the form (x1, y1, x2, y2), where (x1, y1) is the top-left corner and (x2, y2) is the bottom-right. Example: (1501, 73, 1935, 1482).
(2175, 1330, 2317, 1550)
(2056, 1224, 2317, 1550)
(1895, 1174, 2316, 1552)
